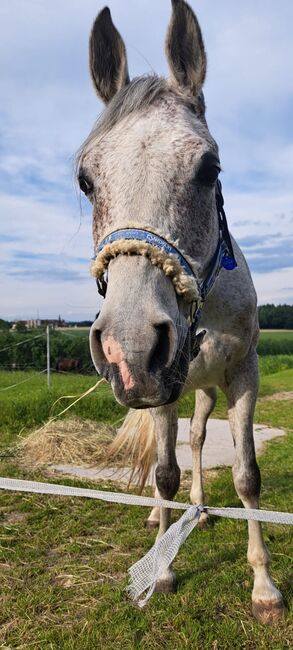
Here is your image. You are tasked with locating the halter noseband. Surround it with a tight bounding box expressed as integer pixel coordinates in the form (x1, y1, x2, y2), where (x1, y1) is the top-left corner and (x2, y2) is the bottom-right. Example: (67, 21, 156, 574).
(92, 180, 237, 360)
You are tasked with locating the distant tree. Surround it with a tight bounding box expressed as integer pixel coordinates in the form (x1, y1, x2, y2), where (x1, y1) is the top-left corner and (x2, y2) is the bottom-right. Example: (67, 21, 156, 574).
(0, 319, 10, 330)
(0, 329, 92, 371)
(15, 321, 27, 333)
(66, 320, 93, 327)
(0, 331, 13, 367)
(258, 304, 293, 329)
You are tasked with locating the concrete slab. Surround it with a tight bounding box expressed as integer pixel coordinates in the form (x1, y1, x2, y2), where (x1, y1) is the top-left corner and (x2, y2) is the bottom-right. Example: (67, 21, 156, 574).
(52, 418, 285, 485)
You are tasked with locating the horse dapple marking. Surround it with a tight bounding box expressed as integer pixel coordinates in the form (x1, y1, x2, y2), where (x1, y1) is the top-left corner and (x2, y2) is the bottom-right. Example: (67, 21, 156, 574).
(76, 0, 285, 623)
(56, 358, 82, 372)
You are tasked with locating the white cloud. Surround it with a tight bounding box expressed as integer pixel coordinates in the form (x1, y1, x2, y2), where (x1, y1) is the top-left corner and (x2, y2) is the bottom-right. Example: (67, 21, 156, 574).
(253, 267, 293, 305)
(0, 192, 89, 256)
(0, 191, 99, 321)
(2, 275, 98, 322)
(227, 190, 293, 237)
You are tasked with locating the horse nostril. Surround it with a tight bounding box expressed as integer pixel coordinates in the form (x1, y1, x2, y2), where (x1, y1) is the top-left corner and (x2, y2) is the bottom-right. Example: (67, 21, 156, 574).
(148, 321, 177, 374)
(95, 329, 101, 347)
(89, 325, 106, 372)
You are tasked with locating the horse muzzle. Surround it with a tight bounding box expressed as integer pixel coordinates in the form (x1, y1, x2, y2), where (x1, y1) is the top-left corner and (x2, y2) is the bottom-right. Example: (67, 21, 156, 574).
(90, 313, 189, 407)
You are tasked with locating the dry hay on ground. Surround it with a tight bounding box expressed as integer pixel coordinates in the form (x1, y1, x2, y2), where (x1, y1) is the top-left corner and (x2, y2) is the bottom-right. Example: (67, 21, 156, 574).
(16, 417, 117, 469)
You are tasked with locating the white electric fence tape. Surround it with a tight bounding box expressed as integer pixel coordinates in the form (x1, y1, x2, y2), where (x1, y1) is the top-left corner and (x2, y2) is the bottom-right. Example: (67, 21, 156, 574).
(127, 504, 203, 606)
(1, 476, 292, 607)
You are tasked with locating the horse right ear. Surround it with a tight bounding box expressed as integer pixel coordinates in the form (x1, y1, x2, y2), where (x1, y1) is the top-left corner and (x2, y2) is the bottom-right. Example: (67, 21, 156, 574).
(89, 7, 130, 104)
(166, 0, 207, 96)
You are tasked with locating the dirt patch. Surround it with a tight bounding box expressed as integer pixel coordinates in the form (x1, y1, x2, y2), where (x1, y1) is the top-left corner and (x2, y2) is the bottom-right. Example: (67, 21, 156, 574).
(259, 391, 293, 402)
(46, 547, 60, 567)
(181, 468, 220, 490)
(53, 573, 77, 589)
(3, 511, 28, 525)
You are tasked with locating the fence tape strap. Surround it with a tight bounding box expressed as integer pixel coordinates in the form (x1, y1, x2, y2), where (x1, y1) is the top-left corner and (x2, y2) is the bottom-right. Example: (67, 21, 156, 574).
(127, 504, 203, 607)
(1, 476, 293, 608)
(208, 506, 293, 526)
(0, 477, 187, 510)
(1, 477, 293, 524)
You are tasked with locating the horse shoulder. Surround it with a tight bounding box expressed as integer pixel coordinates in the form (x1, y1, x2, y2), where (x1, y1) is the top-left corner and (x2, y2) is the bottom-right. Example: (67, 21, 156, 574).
(186, 243, 259, 390)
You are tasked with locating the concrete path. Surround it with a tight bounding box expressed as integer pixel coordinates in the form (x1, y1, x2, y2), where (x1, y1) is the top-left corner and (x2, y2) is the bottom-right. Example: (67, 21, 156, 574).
(52, 418, 285, 486)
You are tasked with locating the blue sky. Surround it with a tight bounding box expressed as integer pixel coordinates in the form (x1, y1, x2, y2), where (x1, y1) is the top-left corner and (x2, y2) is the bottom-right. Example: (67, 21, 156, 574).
(1, 0, 293, 321)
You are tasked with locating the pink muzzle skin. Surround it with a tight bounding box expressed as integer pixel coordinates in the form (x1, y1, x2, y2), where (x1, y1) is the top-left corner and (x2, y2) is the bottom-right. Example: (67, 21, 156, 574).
(102, 334, 135, 391)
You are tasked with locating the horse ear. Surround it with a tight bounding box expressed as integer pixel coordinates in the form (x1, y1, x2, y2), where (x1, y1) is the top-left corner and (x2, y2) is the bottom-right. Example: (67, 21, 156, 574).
(166, 0, 207, 96)
(89, 7, 130, 104)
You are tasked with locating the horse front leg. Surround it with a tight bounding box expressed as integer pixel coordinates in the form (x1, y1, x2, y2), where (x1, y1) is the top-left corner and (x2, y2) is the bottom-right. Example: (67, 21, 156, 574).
(224, 349, 285, 623)
(190, 387, 217, 527)
(149, 402, 180, 593)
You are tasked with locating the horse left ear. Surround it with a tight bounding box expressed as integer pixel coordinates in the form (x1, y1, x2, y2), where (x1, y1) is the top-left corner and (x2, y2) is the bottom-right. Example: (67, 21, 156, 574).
(165, 0, 207, 96)
(89, 7, 130, 104)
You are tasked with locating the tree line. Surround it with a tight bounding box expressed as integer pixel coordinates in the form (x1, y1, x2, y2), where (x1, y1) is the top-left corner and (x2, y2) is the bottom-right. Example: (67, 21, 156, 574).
(258, 304, 293, 329)
(0, 330, 93, 372)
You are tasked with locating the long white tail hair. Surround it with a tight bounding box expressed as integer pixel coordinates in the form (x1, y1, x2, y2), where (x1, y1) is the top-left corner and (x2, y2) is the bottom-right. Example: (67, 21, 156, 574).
(107, 409, 157, 490)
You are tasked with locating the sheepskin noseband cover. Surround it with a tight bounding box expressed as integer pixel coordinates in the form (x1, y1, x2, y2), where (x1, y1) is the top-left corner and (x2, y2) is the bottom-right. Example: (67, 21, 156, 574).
(91, 227, 200, 304)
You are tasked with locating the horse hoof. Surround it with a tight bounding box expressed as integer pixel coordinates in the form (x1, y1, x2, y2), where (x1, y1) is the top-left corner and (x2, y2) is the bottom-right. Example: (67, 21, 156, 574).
(197, 512, 209, 530)
(252, 598, 286, 624)
(154, 578, 177, 594)
(145, 520, 159, 530)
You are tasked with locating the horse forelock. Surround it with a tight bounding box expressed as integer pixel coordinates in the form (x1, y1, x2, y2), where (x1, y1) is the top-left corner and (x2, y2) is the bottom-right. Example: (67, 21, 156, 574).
(76, 74, 206, 169)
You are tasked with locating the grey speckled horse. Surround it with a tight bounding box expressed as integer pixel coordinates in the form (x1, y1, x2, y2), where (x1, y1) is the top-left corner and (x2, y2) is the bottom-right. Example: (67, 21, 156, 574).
(77, 0, 285, 623)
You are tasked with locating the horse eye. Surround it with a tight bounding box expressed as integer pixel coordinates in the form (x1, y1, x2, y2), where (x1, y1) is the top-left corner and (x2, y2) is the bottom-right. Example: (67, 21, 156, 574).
(197, 153, 221, 187)
(78, 175, 93, 195)
(197, 164, 220, 186)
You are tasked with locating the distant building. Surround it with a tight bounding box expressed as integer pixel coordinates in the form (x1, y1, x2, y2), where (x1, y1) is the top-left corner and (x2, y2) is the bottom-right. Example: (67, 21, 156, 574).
(11, 317, 66, 330)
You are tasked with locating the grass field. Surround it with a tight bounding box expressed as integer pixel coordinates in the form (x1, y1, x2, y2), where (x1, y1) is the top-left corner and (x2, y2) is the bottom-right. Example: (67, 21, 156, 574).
(260, 331, 293, 338)
(0, 355, 293, 441)
(0, 356, 292, 648)
(257, 331, 293, 356)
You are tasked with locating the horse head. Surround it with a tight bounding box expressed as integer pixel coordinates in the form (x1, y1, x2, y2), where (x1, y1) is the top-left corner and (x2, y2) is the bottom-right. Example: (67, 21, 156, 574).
(77, 0, 220, 407)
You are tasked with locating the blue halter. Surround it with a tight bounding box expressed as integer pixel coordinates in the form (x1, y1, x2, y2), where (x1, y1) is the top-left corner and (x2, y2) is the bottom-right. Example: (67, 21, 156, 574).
(93, 180, 237, 359)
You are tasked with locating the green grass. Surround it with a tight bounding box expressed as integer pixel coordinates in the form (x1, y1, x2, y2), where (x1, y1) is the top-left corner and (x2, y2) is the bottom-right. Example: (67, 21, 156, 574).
(0, 363, 292, 648)
(258, 331, 293, 356)
(259, 354, 293, 375)
(0, 354, 292, 439)
(259, 368, 293, 397)
(0, 372, 127, 447)
(260, 331, 293, 339)
(55, 327, 90, 338)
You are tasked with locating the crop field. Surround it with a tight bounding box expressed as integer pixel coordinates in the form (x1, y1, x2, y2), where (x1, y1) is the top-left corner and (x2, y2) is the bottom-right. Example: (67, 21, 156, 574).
(0, 354, 292, 648)
(257, 331, 293, 356)
(260, 331, 293, 338)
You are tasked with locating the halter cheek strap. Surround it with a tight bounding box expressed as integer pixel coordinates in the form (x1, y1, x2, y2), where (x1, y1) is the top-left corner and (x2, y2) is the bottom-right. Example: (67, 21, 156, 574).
(200, 179, 237, 301)
(92, 180, 237, 360)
